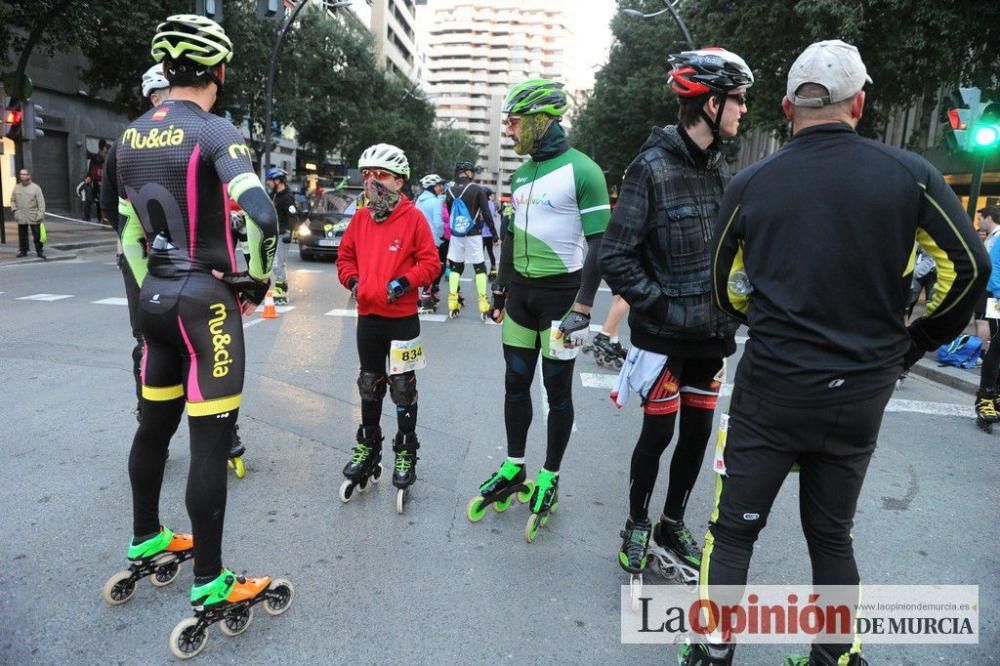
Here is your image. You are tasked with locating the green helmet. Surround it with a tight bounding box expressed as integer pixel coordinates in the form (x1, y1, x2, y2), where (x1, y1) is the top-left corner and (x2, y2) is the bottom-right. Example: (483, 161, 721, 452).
(502, 79, 569, 117)
(151, 14, 234, 68)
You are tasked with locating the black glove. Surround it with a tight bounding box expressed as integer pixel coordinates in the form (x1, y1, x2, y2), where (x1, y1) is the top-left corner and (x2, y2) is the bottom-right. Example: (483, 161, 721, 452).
(558, 310, 591, 347)
(387, 276, 410, 303)
(491, 288, 507, 314)
(217, 270, 269, 305)
(347, 277, 359, 301)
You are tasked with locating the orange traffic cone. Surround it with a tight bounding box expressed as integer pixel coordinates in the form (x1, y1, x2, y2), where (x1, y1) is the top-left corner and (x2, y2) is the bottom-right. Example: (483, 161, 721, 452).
(261, 290, 279, 319)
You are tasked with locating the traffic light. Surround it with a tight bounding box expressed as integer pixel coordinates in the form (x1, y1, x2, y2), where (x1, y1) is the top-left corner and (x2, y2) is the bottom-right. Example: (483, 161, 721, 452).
(3, 101, 22, 139)
(22, 102, 43, 141)
(971, 101, 1000, 152)
(941, 88, 979, 152)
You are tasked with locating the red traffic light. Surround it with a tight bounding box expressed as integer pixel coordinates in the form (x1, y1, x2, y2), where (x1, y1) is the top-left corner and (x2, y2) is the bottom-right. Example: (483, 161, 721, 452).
(4, 108, 22, 125)
(947, 108, 967, 131)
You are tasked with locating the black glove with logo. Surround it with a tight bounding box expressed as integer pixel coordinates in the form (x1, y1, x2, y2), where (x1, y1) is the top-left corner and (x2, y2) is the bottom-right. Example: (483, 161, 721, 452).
(216, 270, 270, 305)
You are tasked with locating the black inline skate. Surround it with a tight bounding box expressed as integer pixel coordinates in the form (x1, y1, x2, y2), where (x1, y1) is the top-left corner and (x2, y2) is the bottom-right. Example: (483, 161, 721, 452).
(649, 518, 701, 585)
(583, 332, 627, 369)
(678, 643, 735, 665)
(392, 431, 419, 514)
(339, 425, 383, 502)
(525, 469, 559, 543)
(168, 568, 294, 660)
(783, 645, 869, 666)
(228, 424, 246, 479)
(975, 389, 998, 433)
(467, 460, 535, 522)
(102, 526, 194, 606)
(618, 517, 652, 611)
(418, 288, 438, 314)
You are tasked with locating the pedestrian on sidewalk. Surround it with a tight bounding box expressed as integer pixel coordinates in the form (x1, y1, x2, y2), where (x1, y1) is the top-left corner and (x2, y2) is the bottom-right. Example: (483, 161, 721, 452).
(705, 40, 989, 666)
(11, 168, 46, 259)
(975, 205, 1000, 425)
(76, 174, 96, 221)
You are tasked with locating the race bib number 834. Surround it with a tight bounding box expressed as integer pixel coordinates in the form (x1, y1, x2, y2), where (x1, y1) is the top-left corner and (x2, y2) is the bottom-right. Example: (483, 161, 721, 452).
(390, 338, 427, 374)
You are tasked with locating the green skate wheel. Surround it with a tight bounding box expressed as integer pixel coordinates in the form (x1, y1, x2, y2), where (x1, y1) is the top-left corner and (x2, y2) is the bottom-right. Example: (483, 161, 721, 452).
(229, 456, 245, 479)
(493, 495, 514, 513)
(102, 570, 137, 605)
(516, 481, 534, 503)
(540, 513, 550, 527)
(264, 579, 295, 616)
(219, 606, 253, 636)
(525, 514, 540, 543)
(169, 617, 208, 660)
(466, 496, 487, 522)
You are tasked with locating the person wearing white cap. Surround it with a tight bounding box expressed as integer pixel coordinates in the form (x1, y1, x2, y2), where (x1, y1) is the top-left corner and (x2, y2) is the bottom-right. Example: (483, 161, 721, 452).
(691, 40, 990, 666)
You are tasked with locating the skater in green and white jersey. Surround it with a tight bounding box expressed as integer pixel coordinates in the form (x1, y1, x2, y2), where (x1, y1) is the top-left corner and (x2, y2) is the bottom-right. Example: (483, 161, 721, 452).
(467, 79, 611, 542)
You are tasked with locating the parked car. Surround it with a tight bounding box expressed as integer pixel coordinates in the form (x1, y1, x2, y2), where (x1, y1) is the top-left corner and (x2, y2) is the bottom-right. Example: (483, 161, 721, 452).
(296, 187, 362, 261)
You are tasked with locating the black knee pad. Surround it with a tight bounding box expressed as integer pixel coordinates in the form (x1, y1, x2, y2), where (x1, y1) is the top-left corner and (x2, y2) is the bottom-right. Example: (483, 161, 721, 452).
(357, 371, 387, 402)
(388, 372, 417, 406)
(473, 262, 487, 274)
(448, 260, 465, 274)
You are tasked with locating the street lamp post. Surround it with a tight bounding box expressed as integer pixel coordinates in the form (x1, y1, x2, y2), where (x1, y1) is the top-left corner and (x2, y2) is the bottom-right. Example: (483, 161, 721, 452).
(262, 0, 351, 177)
(622, 0, 695, 49)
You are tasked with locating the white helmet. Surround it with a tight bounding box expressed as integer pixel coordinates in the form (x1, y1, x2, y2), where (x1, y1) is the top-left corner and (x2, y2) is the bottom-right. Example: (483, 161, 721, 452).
(358, 143, 410, 179)
(420, 173, 444, 189)
(141, 64, 170, 98)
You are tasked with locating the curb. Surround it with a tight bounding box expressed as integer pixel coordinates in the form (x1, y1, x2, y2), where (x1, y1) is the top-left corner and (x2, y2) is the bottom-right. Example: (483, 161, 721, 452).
(49, 240, 118, 252)
(0, 251, 78, 265)
(908, 360, 978, 396)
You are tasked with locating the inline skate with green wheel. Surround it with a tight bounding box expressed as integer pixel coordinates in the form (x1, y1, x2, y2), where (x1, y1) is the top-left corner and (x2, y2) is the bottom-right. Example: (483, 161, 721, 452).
(102, 526, 194, 605)
(467, 460, 534, 522)
(525, 469, 559, 543)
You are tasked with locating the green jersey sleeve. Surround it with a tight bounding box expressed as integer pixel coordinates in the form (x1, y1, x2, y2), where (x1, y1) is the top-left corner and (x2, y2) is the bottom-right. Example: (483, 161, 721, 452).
(573, 152, 611, 236)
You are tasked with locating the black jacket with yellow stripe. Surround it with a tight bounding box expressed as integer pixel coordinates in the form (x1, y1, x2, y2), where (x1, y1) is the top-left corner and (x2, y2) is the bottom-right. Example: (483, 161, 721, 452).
(712, 123, 989, 405)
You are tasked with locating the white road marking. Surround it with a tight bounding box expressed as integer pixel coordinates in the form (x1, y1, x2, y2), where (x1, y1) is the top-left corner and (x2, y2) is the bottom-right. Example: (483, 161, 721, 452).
(275, 305, 295, 313)
(243, 318, 265, 329)
(92, 297, 129, 306)
(294, 269, 324, 274)
(578, 374, 971, 418)
(736, 335, 748, 344)
(17, 293, 74, 302)
(885, 399, 973, 418)
(324, 308, 447, 323)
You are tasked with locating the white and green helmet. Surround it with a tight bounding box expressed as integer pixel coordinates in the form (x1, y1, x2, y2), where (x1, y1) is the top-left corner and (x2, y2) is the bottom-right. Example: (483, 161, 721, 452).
(359, 143, 410, 179)
(419, 173, 444, 189)
(151, 14, 234, 68)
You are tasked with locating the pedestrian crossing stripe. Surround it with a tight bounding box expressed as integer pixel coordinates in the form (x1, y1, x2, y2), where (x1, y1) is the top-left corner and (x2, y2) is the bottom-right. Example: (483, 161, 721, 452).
(17, 293, 74, 302)
(324, 308, 448, 323)
(92, 297, 129, 306)
(578, 373, 972, 418)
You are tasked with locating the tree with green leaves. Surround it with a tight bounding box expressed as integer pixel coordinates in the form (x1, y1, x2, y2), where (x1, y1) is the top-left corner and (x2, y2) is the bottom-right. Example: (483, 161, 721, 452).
(1, 0, 440, 176)
(684, 0, 1000, 142)
(574, 0, 1000, 180)
(571, 0, 687, 187)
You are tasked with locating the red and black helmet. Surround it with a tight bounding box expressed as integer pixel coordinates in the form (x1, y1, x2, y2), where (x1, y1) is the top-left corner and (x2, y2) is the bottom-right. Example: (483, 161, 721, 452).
(669, 47, 754, 97)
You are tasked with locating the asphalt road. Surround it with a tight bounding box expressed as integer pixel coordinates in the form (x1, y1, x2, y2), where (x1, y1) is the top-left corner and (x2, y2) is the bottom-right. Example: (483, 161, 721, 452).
(1, 247, 996, 665)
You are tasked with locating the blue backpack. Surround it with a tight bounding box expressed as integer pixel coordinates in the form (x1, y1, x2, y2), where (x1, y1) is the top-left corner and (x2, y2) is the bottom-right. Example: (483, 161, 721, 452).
(448, 183, 478, 237)
(936, 334, 983, 369)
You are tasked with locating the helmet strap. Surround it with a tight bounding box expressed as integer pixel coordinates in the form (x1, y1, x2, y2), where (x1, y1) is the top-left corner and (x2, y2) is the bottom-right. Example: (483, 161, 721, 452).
(698, 93, 727, 150)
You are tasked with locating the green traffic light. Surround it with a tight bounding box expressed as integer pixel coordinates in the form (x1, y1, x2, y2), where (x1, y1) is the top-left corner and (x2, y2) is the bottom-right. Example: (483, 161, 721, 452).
(974, 124, 1000, 148)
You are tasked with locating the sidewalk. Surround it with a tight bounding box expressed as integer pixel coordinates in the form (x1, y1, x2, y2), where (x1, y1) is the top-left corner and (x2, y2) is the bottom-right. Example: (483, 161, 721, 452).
(908, 356, 980, 395)
(0, 212, 118, 264)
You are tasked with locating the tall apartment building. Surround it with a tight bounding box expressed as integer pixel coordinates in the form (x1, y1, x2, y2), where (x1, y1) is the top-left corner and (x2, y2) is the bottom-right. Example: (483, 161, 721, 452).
(334, 0, 423, 83)
(423, 0, 573, 190)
